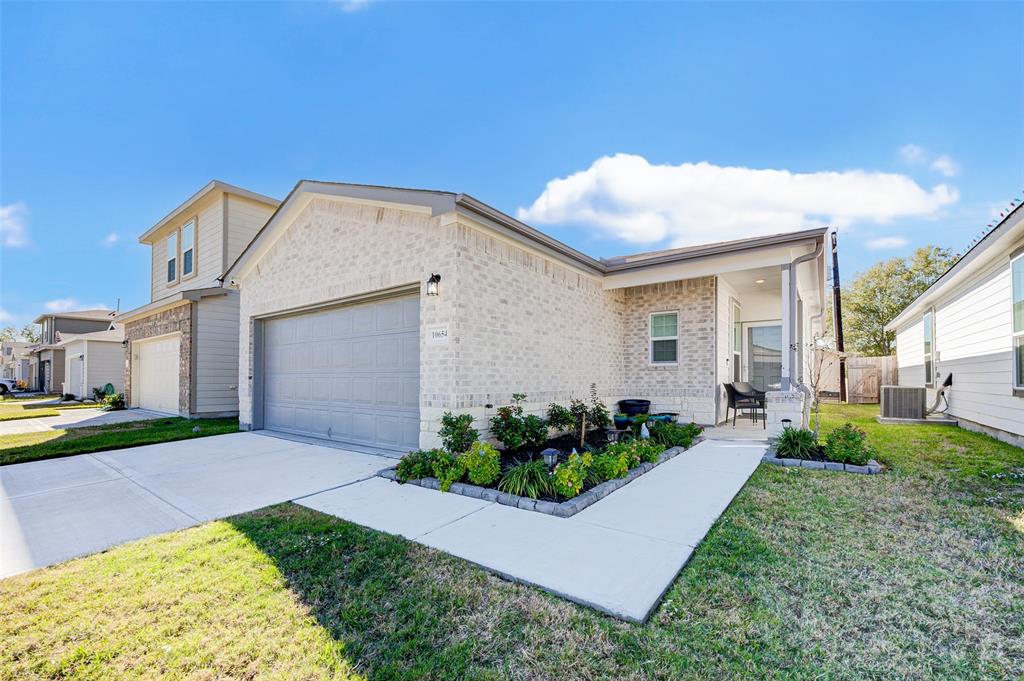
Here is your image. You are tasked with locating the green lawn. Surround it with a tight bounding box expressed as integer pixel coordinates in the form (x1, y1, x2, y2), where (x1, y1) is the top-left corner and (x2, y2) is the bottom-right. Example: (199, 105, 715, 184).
(0, 401, 104, 422)
(0, 417, 240, 465)
(1, 404, 1021, 679)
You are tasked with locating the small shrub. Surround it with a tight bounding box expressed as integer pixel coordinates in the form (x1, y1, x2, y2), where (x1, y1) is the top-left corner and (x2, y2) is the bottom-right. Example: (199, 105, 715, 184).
(775, 427, 818, 459)
(438, 411, 478, 454)
(552, 452, 592, 499)
(91, 386, 107, 402)
(650, 421, 703, 449)
(546, 384, 610, 449)
(546, 403, 574, 431)
(62, 393, 77, 402)
(462, 441, 500, 486)
(824, 423, 876, 465)
(490, 393, 548, 452)
(431, 450, 466, 492)
(591, 451, 629, 481)
(498, 459, 553, 499)
(396, 449, 439, 482)
(103, 393, 126, 411)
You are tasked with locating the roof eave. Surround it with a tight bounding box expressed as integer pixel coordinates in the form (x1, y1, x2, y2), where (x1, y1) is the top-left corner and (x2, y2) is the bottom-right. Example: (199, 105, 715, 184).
(138, 180, 280, 244)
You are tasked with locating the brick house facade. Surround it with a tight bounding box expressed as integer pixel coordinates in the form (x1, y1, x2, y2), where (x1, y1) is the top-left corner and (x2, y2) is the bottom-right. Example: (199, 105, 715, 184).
(227, 182, 826, 449)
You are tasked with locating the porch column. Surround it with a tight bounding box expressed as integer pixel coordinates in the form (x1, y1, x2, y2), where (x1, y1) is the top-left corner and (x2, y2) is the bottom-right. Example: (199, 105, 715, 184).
(780, 264, 792, 390)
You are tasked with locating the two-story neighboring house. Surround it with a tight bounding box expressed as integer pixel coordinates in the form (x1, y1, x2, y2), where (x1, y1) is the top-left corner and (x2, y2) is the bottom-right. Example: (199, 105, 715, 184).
(1, 341, 33, 385)
(28, 309, 119, 393)
(117, 180, 278, 416)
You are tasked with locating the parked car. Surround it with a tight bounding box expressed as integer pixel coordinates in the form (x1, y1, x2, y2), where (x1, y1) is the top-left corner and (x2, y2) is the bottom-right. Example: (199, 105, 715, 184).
(0, 378, 17, 395)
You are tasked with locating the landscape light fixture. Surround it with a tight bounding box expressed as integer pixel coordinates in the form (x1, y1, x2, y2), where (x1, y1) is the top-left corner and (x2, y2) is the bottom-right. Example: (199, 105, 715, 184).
(426, 273, 441, 296)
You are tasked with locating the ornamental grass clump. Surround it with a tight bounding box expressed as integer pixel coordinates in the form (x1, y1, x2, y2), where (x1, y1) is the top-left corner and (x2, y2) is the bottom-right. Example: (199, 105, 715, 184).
(498, 459, 553, 499)
(774, 427, 820, 459)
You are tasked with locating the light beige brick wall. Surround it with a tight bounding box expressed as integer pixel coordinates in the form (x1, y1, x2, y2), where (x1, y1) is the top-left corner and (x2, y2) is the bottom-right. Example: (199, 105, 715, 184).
(237, 196, 720, 447)
(619, 278, 718, 424)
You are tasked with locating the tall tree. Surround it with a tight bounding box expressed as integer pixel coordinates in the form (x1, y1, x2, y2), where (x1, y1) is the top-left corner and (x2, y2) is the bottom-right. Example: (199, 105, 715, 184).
(0, 326, 16, 342)
(843, 245, 957, 356)
(19, 324, 40, 344)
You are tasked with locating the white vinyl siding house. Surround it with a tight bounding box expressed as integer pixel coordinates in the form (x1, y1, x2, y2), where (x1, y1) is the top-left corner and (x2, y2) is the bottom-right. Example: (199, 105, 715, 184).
(60, 331, 126, 399)
(123, 180, 279, 418)
(889, 202, 1024, 445)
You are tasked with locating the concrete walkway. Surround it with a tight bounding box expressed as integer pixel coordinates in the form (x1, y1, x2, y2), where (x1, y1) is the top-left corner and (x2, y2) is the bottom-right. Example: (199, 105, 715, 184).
(0, 432, 391, 577)
(0, 408, 167, 436)
(299, 438, 766, 622)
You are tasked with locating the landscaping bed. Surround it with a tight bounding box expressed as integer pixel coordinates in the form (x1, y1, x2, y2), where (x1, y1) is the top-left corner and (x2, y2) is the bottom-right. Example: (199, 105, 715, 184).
(387, 389, 704, 515)
(381, 441, 699, 516)
(768, 420, 884, 474)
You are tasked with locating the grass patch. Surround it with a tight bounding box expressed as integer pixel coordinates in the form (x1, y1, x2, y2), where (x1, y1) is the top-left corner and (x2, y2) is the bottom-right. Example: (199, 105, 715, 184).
(0, 401, 100, 422)
(1, 404, 1021, 679)
(0, 417, 239, 465)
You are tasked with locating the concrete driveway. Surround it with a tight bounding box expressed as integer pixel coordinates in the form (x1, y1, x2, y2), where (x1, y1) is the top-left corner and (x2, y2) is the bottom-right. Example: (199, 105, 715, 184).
(0, 432, 392, 578)
(0, 408, 167, 436)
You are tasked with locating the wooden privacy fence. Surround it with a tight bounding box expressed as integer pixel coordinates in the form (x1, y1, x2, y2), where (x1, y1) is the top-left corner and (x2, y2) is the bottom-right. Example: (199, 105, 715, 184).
(813, 353, 897, 404)
(846, 356, 897, 404)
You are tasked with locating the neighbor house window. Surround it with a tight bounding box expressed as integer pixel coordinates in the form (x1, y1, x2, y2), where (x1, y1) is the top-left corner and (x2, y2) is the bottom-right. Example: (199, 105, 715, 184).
(923, 308, 935, 387)
(181, 219, 195, 277)
(166, 231, 177, 283)
(1013, 253, 1024, 393)
(650, 312, 678, 364)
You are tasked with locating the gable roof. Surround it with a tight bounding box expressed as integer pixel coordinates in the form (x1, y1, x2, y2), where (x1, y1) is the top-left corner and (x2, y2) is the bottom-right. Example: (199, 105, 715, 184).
(221, 179, 827, 282)
(138, 180, 280, 244)
(886, 201, 1024, 331)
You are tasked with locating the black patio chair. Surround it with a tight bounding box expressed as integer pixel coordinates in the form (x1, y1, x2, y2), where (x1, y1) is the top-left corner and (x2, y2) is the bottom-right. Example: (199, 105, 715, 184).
(731, 381, 767, 428)
(723, 383, 762, 427)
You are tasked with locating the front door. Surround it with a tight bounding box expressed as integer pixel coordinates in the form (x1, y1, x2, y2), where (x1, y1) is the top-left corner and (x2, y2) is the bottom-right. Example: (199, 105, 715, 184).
(747, 324, 782, 391)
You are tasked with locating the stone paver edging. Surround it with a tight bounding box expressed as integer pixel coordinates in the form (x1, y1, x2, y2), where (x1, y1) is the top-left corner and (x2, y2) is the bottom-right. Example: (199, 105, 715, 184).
(762, 452, 882, 474)
(378, 437, 704, 518)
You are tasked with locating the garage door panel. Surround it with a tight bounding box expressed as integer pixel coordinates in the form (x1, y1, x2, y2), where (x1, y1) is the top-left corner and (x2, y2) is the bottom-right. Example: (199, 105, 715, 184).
(263, 295, 420, 452)
(136, 335, 180, 415)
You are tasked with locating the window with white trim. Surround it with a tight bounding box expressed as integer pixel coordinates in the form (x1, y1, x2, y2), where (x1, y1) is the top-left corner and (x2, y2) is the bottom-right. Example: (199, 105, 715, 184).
(650, 312, 678, 364)
(923, 307, 935, 387)
(1012, 253, 1024, 392)
(166, 231, 177, 283)
(181, 219, 195, 277)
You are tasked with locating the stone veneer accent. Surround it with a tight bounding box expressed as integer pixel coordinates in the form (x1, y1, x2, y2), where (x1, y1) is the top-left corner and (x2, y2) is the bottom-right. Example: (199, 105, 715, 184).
(124, 303, 192, 416)
(236, 197, 722, 447)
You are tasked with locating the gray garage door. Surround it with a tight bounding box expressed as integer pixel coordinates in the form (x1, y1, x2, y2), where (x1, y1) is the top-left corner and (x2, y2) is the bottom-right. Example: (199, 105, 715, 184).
(262, 295, 420, 452)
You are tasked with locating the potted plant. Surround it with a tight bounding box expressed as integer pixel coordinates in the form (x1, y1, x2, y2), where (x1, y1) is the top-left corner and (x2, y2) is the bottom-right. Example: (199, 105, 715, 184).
(613, 413, 632, 430)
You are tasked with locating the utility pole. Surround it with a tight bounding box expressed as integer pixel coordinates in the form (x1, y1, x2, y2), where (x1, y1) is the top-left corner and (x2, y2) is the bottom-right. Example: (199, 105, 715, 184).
(831, 231, 847, 403)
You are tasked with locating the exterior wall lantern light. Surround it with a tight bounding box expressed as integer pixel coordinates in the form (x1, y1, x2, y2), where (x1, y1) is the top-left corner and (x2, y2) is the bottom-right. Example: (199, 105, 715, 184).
(426, 273, 441, 296)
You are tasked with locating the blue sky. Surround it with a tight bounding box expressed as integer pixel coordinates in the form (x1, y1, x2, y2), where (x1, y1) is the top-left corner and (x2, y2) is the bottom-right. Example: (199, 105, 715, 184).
(2, 1, 1022, 333)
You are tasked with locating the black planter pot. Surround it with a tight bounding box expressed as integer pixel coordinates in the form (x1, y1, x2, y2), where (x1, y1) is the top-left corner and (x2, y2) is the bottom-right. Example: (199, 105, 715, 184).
(617, 399, 651, 416)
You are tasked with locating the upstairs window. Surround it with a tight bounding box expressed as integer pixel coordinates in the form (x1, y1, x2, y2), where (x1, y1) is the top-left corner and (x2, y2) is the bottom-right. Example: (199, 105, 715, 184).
(650, 312, 678, 364)
(923, 308, 935, 387)
(181, 219, 195, 277)
(1013, 253, 1024, 393)
(166, 231, 177, 283)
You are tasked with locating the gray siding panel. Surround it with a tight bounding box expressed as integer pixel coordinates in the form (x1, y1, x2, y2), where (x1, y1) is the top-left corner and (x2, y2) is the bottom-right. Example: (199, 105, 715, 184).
(194, 292, 241, 414)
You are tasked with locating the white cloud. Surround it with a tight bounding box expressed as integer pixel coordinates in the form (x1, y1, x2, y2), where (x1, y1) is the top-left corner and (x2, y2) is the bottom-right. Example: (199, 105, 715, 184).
(44, 298, 80, 313)
(0, 202, 29, 247)
(101, 232, 119, 247)
(930, 154, 959, 177)
(866, 236, 909, 250)
(899, 144, 926, 164)
(335, 0, 370, 12)
(518, 154, 958, 247)
(900, 144, 959, 177)
(0, 308, 13, 323)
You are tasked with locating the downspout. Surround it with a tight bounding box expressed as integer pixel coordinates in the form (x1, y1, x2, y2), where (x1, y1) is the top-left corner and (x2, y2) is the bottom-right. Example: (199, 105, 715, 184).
(789, 239, 824, 428)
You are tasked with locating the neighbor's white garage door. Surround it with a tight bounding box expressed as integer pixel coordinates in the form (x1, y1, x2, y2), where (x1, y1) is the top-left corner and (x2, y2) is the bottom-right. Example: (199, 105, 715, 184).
(135, 335, 180, 414)
(262, 295, 420, 452)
